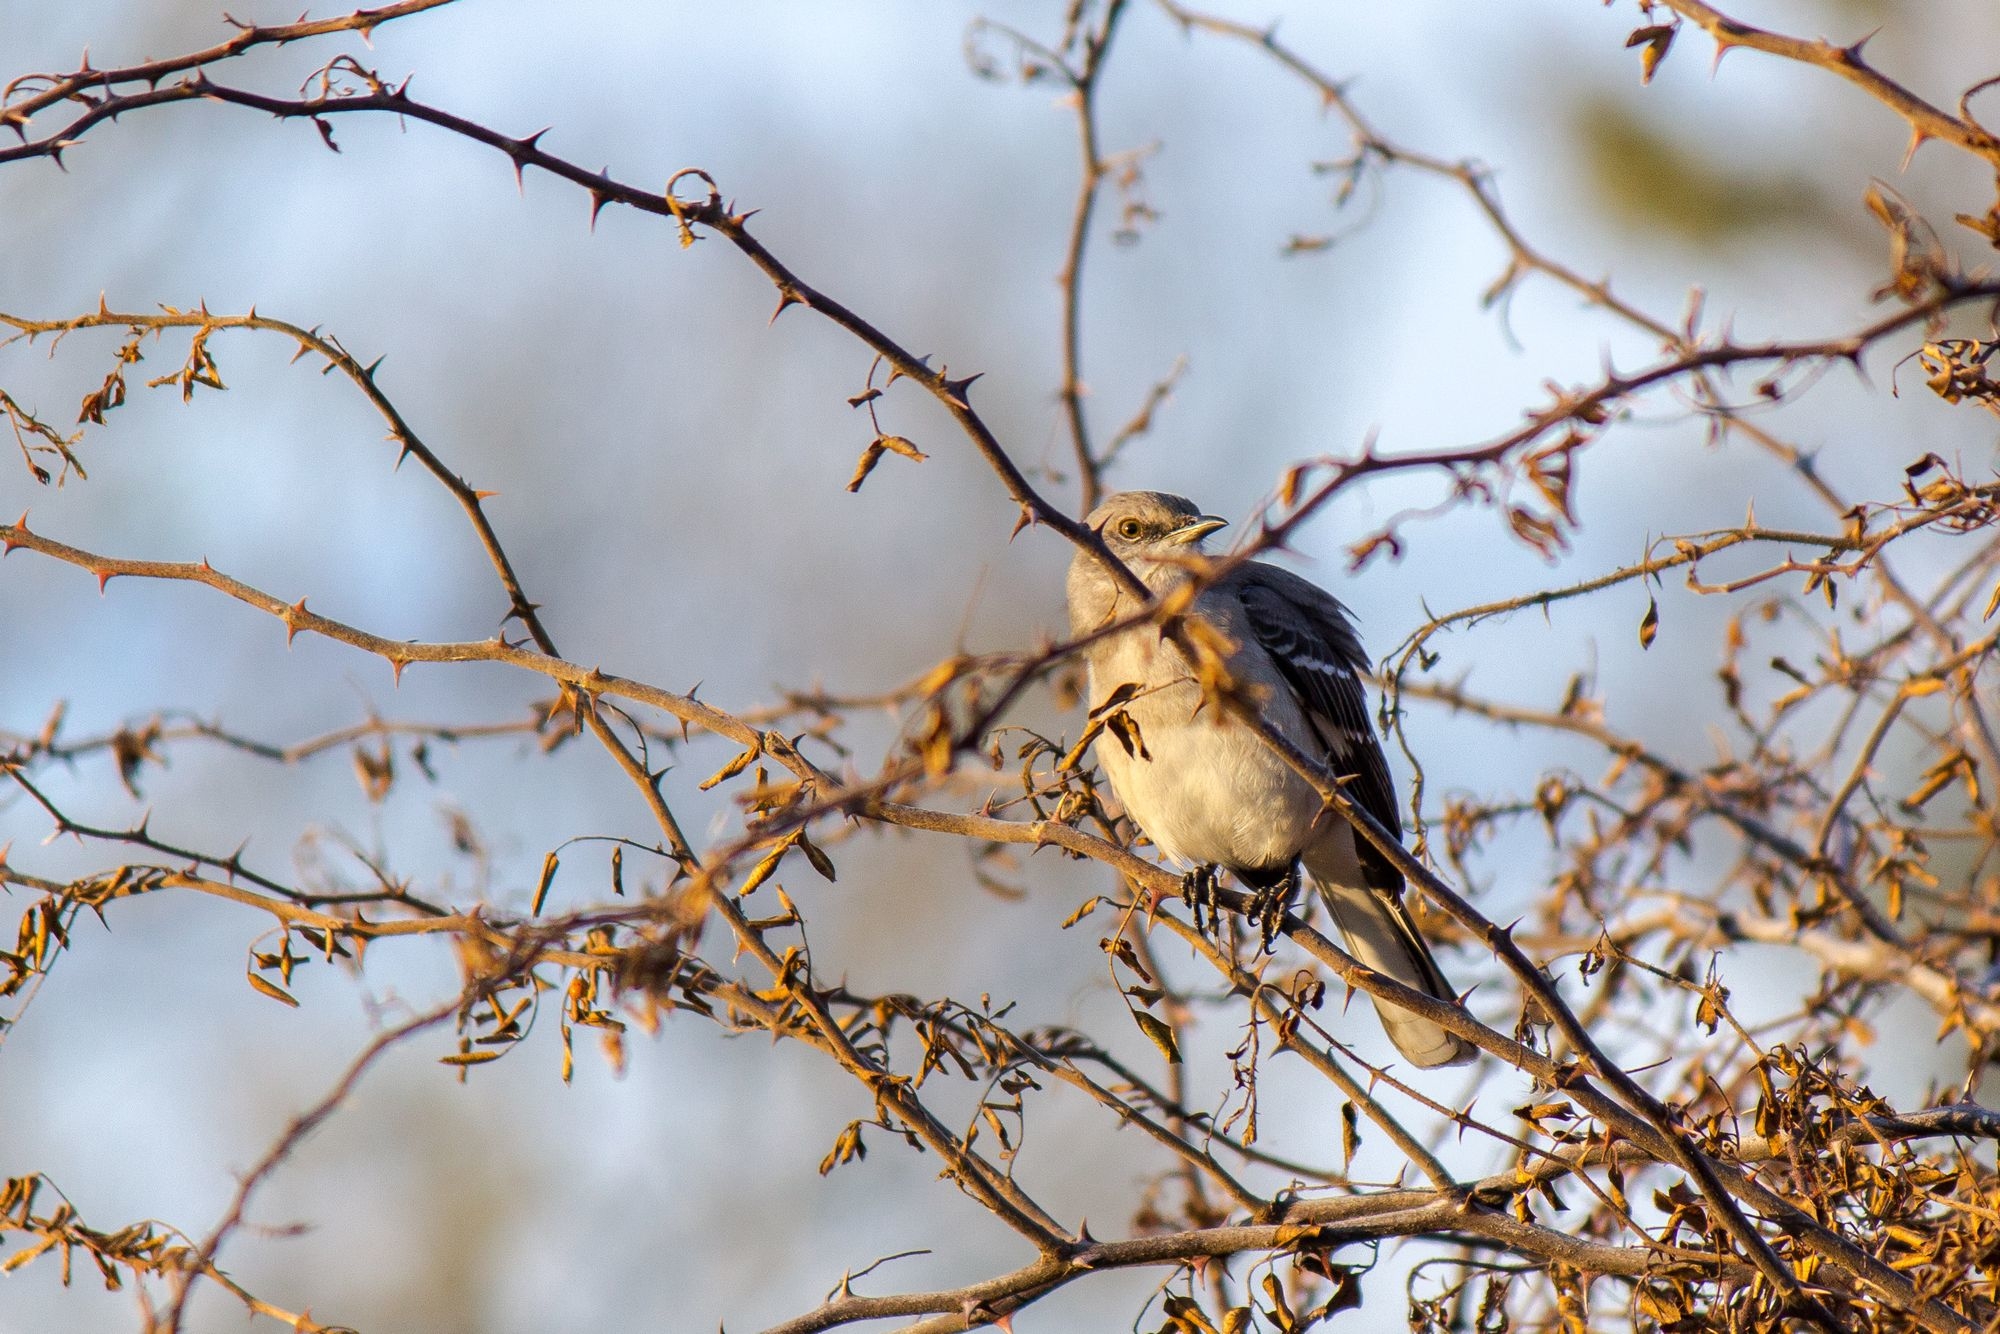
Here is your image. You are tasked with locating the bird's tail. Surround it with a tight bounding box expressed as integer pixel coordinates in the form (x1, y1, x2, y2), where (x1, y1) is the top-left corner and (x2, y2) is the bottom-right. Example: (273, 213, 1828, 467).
(1310, 878, 1476, 1068)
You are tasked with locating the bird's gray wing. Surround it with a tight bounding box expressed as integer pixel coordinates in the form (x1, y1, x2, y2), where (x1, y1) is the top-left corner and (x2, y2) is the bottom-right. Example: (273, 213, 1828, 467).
(1234, 563, 1404, 892)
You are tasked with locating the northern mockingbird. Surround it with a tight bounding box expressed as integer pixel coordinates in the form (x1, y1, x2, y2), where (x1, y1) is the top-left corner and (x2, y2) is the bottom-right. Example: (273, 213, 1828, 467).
(1067, 490, 1474, 1068)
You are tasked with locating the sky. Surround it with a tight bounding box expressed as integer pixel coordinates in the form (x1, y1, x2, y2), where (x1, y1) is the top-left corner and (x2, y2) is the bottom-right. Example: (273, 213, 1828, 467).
(1, 1, 1996, 1331)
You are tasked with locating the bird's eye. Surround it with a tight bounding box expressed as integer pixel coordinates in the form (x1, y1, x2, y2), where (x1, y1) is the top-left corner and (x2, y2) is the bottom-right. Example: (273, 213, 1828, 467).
(1115, 519, 1145, 540)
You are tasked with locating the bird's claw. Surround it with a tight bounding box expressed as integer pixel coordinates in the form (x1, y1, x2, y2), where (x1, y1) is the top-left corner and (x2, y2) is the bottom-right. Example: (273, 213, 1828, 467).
(1181, 864, 1222, 937)
(1183, 864, 1296, 954)
(1244, 868, 1299, 955)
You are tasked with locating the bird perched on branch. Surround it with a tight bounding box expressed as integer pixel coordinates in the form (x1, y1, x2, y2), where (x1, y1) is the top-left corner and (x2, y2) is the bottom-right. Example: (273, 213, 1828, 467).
(1066, 490, 1473, 1068)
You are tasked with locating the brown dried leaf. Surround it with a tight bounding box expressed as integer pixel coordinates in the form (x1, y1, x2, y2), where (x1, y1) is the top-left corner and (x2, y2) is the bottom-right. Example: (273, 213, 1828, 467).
(1506, 506, 1567, 559)
(247, 972, 300, 1008)
(532, 851, 559, 915)
(439, 1049, 502, 1067)
(738, 836, 793, 897)
(698, 747, 756, 791)
(795, 829, 837, 883)
(1060, 896, 1104, 930)
(1132, 1010, 1181, 1064)
(1625, 24, 1675, 83)
(876, 434, 927, 461)
(844, 440, 887, 492)
(1103, 708, 1148, 760)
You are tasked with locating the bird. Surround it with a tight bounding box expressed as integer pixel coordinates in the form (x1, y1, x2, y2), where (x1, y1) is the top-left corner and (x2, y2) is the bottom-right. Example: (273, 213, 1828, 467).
(1066, 490, 1474, 1068)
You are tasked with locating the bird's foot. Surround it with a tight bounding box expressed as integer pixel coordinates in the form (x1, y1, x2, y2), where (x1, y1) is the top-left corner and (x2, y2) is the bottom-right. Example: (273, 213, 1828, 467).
(1244, 867, 1299, 955)
(1180, 864, 1222, 937)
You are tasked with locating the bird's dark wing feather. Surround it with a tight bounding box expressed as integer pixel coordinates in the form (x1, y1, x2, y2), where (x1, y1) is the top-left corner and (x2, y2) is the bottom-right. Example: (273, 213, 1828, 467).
(1235, 563, 1403, 892)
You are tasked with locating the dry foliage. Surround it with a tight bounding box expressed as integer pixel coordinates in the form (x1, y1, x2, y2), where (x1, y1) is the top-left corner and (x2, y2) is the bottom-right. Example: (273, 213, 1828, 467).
(4, 2, 2000, 1332)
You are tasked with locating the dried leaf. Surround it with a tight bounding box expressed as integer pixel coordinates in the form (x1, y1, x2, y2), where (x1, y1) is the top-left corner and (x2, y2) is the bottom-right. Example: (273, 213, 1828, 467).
(1506, 506, 1567, 559)
(1103, 709, 1148, 760)
(532, 851, 559, 915)
(1060, 896, 1104, 929)
(699, 747, 756, 791)
(844, 440, 887, 492)
(739, 835, 794, 897)
(439, 1049, 502, 1067)
(247, 972, 300, 1008)
(1132, 1010, 1181, 1064)
(1625, 23, 1675, 83)
(796, 829, 837, 882)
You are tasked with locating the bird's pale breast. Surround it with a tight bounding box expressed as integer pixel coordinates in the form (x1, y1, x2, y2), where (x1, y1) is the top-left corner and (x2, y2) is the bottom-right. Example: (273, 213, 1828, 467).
(1088, 626, 1323, 874)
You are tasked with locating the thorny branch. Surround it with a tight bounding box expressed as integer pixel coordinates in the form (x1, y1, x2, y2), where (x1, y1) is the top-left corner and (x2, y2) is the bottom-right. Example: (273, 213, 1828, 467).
(5, 3, 2000, 1334)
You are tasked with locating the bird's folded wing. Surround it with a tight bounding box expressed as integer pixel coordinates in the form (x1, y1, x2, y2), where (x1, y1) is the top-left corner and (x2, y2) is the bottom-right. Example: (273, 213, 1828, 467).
(1234, 566, 1404, 891)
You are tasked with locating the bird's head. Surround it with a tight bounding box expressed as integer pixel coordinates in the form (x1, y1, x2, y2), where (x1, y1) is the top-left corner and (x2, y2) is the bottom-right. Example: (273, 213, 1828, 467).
(1085, 491, 1229, 564)
(1067, 491, 1231, 630)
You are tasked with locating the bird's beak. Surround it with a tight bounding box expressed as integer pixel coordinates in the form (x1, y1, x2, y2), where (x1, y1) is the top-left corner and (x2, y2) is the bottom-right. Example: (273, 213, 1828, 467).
(1171, 516, 1229, 545)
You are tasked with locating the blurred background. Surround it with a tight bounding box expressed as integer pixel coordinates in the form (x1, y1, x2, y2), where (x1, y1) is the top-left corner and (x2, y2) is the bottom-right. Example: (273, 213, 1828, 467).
(1, 0, 1997, 1329)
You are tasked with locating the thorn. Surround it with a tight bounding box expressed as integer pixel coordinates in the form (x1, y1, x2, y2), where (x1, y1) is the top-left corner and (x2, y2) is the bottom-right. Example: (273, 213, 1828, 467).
(284, 597, 308, 645)
(942, 371, 984, 406)
(885, 355, 930, 388)
(472, 489, 499, 501)
(588, 189, 608, 231)
(1841, 28, 1880, 66)
(1901, 127, 1930, 172)
(770, 289, 802, 324)
(509, 127, 549, 193)
(95, 567, 116, 593)
(727, 208, 761, 227)
(391, 657, 407, 686)
(361, 354, 385, 380)
(2, 511, 28, 555)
